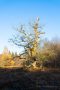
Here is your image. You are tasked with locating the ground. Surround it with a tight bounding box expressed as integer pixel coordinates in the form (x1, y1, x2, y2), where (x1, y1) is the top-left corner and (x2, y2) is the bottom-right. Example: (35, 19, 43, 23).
(0, 67, 60, 90)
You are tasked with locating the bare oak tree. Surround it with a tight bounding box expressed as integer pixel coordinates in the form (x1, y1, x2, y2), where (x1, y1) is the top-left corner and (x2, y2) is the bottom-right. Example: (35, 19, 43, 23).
(10, 18, 45, 58)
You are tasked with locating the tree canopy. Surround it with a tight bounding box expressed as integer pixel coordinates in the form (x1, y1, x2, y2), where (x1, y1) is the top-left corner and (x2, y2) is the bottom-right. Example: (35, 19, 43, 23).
(10, 18, 45, 57)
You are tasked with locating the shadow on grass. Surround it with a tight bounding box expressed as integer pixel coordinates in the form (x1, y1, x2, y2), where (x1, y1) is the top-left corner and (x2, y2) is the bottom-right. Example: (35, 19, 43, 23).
(0, 67, 60, 90)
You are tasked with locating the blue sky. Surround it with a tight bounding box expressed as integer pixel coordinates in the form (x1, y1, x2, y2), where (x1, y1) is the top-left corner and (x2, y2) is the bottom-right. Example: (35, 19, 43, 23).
(0, 0, 60, 53)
